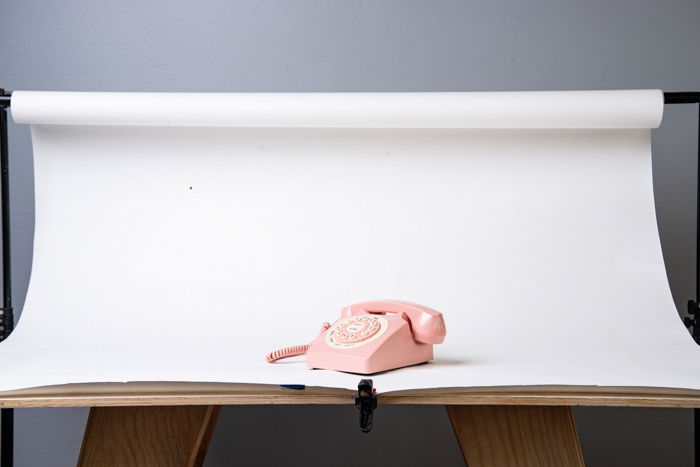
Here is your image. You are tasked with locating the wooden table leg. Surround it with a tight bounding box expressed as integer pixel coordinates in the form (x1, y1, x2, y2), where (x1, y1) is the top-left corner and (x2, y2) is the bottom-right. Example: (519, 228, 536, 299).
(446, 405, 584, 467)
(78, 405, 220, 467)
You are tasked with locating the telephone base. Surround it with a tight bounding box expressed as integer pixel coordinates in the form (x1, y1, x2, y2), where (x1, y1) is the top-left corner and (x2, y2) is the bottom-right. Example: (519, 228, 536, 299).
(310, 360, 431, 376)
(307, 342, 433, 375)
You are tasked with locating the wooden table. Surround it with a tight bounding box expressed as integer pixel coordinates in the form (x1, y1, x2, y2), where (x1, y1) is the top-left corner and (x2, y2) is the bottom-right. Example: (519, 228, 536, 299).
(2, 383, 699, 466)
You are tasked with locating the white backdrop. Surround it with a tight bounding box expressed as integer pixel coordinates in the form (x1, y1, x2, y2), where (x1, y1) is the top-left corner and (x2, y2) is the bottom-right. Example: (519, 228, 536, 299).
(1, 89, 698, 392)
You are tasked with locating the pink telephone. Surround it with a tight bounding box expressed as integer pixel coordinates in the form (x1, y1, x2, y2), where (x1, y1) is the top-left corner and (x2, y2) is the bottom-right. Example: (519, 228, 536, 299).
(266, 300, 446, 374)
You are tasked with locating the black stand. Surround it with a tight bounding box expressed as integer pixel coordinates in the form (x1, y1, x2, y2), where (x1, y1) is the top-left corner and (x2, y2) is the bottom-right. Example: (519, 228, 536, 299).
(665, 92, 700, 467)
(0, 91, 697, 466)
(669, 92, 700, 342)
(0, 89, 12, 467)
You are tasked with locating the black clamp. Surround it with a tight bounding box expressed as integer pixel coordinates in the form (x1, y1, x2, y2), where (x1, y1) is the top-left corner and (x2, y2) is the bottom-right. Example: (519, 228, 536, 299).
(685, 300, 700, 344)
(0, 89, 10, 108)
(355, 379, 378, 433)
(0, 307, 12, 341)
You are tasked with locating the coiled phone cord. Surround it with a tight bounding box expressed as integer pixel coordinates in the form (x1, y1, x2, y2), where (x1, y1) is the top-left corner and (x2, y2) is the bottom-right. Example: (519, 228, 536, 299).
(265, 322, 331, 362)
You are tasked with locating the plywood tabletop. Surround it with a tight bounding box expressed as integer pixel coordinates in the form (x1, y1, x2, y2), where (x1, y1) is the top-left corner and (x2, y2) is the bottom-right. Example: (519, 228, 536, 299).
(1, 382, 700, 408)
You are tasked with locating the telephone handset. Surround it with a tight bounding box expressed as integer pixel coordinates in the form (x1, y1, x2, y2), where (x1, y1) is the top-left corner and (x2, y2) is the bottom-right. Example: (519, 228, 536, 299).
(266, 300, 446, 374)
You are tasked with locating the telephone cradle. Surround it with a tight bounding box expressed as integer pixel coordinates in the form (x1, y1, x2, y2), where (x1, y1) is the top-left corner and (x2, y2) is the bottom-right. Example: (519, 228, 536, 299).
(266, 300, 446, 374)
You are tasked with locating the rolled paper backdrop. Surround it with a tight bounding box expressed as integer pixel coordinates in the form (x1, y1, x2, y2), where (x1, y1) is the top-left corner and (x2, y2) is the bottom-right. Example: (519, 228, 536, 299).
(12, 90, 663, 128)
(2, 89, 699, 393)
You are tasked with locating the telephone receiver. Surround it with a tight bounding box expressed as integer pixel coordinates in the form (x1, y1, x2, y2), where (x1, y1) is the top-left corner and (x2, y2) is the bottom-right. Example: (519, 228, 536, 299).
(266, 300, 446, 375)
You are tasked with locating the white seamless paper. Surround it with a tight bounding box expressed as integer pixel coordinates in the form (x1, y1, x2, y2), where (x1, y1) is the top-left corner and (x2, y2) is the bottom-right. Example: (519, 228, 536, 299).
(2, 89, 699, 393)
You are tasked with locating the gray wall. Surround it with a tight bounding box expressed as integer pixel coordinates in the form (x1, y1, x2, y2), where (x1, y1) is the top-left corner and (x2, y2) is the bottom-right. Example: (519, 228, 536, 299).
(1, 1, 699, 465)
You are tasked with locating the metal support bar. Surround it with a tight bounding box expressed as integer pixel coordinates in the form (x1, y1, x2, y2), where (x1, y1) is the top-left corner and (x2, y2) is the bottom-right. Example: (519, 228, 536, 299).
(0, 91, 12, 341)
(664, 92, 700, 105)
(666, 92, 700, 344)
(0, 88, 12, 467)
